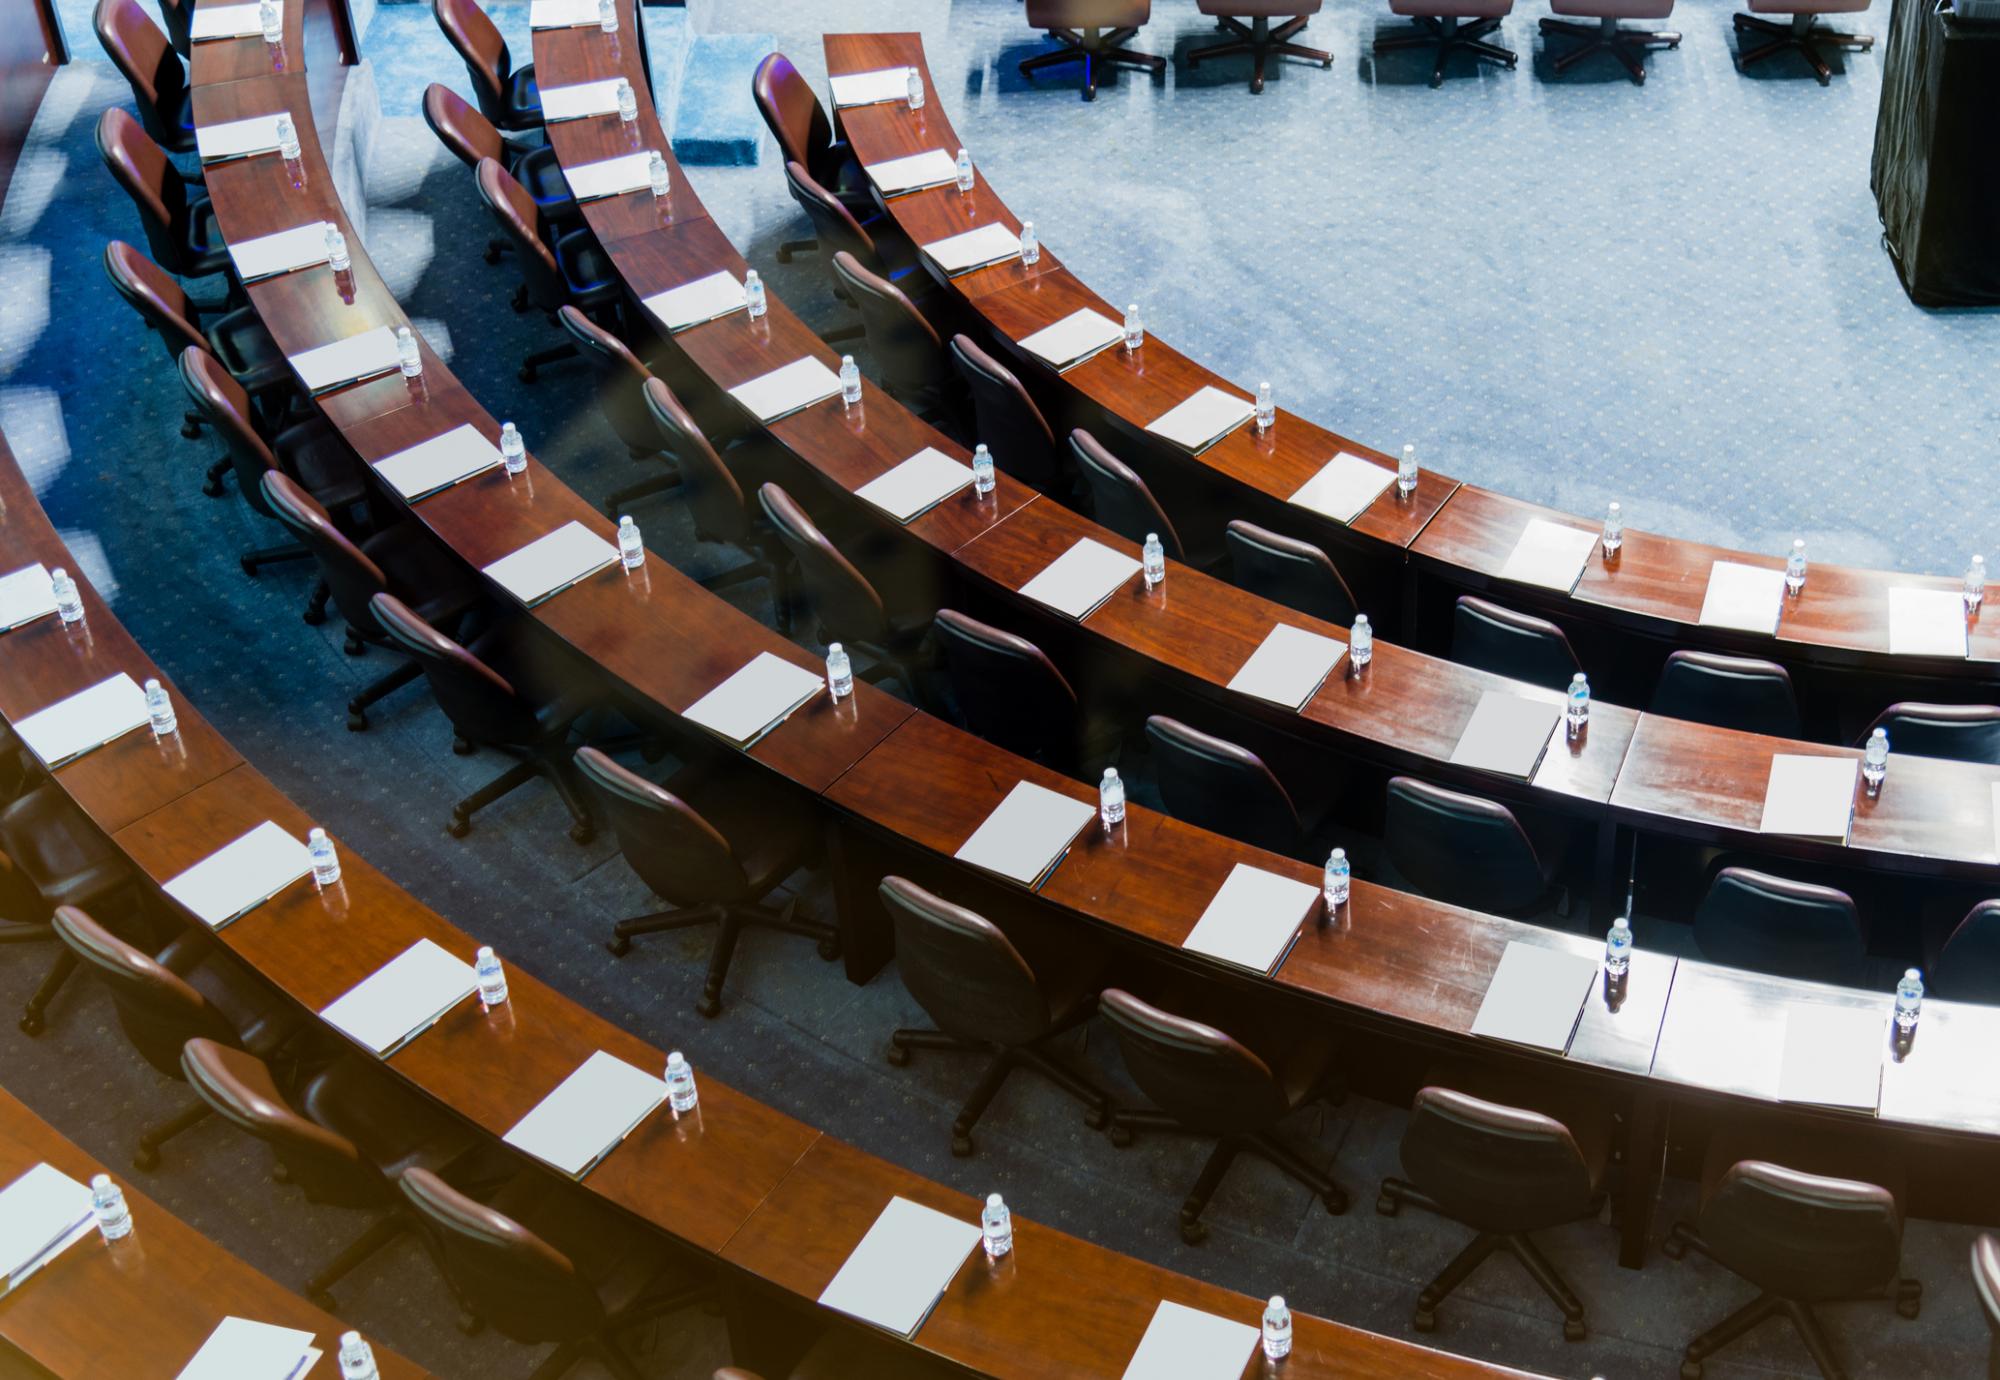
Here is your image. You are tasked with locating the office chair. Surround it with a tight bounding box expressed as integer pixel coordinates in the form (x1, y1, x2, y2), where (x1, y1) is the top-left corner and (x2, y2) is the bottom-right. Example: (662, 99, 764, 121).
(1020, 0, 1167, 100)
(558, 307, 674, 468)
(1070, 428, 1193, 563)
(881, 876, 1109, 1155)
(1540, 0, 1681, 82)
(948, 334, 1065, 495)
(155, 0, 191, 55)
(1451, 595, 1582, 691)
(1100, 988, 1345, 1243)
(1384, 777, 1560, 917)
(1692, 866, 1869, 987)
(627, 379, 779, 603)
(934, 609, 1116, 775)
(575, 746, 835, 1018)
(1732, 0, 1873, 82)
(2, 784, 140, 1037)
(96, 108, 228, 280)
(421, 82, 574, 256)
(776, 161, 909, 302)
(1651, 651, 1802, 740)
(1189, 2, 1333, 93)
(1374, 0, 1519, 85)
(94, 0, 195, 153)
(1378, 1079, 1610, 1339)
(753, 54, 870, 213)
(1224, 520, 1359, 626)
(1931, 900, 2000, 1005)
(1145, 715, 1322, 860)
(1857, 703, 2000, 765)
(828, 251, 958, 424)
(1976, 1234, 2000, 1379)
(433, 0, 541, 131)
(474, 158, 621, 381)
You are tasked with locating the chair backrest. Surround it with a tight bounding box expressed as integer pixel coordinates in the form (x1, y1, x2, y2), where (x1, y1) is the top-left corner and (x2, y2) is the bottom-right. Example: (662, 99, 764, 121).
(948, 334, 1061, 493)
(753, 53, 837, 187)
(879, 877, 1054, 1047)
(261, 472, 395, 637)
(571, 747, 751, 905)
(474, 157, 565, 311)
(1651, 651, 1802, 739)
(933, 610, 1082, 772)
(1144, 715, 1305, 857)
(94, 0, 189, 150)
(433, 0, 518, 126)
(104, 239, 207, 360)
(757, 483, 890, 647)
(1859, 702, 2000, 766)
(421, 81, 506, 170)
(1384, 776, 1547, 915)
(1451, 596, 1581, 691)
(50, 906, 238, 1080)
(1933, 900, 2000, 1005)
(397, 1167, 606, 1345)
(369, 593, 540, 746)
(181, 1039, 386, 1210)
(1692, 866, 1868, 986)
(178, 348, 282, 520)
(156, 0, 192, 54)
(1700, 1159, 1902, 1302)
(639, 379, 749, 547)
(1099, 989, 1287, 1137)
(782, 160, 879, 270)
(1223, 520, 1358, 625)
(1071, 429, 1181, 559)
(829, 251, 947, 400)
(1400, 1086, 1595, 1234)
(96, 107, 193, 272)
(1975, 1233, 2000, 1380)
(557, 307, 656, 455)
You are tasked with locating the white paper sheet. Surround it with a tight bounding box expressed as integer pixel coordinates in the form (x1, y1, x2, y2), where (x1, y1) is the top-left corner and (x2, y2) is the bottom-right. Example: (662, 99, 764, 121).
(816, 1196, 982, 1336)
(1120, 1300, 1261, 1380)
(191, 3, 265, 41)
(175, 1316, 320, 1380)
(1887, 586, 1969, 658)
(373, 424, 503, 501)
(1469, 941, 1600, 1054)
(227, 222, 335, 282)
(502, 1049, 667, 1177)
(14, 672, 150, 767)
(726, 357, 844, 423)
(1017, 307, 1123, 372)
(1778, 1004, 1884, 1110)
(855, 448, 975, 523)
(1759, 755, 1858, 843)
(1180, 864, 1319, 975)
(682, 651, 824, 745)
(565, 151, 654, 201)
(529, 0, 599, 28)
(953, 780, 1097, 887)
(0, 1164, 94, 1289)
(642, 270, 746, 332)
(162, 820, 313, 930)
(1699, 561, 1787, 635)
(481, 521, 619, 606)
(539, 78, 626, 122)
(0, 564, 57, 632)
(829, 67, 913, 108)
(289, 325, 401, 394)
(1145, 385, 1255, 453)
(1017, 537, 1142, 621)
(319, 938, 478, 1057)
(1448, 691, 1562, 781)
(864, 148, 959, 196)
(1226, 624, 1346, 711)
(922, 223, 1022, 276)
(195, 113, 286, 162)
(1499, 518, 1600, 594)
(1288, 452, 1395, 525)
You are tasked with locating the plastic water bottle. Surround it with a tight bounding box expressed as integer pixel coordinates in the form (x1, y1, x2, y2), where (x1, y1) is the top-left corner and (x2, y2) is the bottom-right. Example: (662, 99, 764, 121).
(980, 1193, 1013, 1258)
(144, 678, 177, 737)
(1602, 501, 1623, 556)
(1566, 673, 1591, 738)
(1604, 915, 1632, 979)
(396, 326, 421, 378)
(500, 421, 527, 474)
(1895, 967, 1923, 1033)
(597, 0, 616, 33)
(744, 269, 766, 319)
(91, 1175, 131, 1242)
(905, 66, 925, 110)
(338, 1333, 380, 1380)
(1398, 442, 1419, 496)
(1966, 554, 1986, 612)
(276, 115, 301, 161)
(1350, 613, 1372, 668)
(665, 1050, 698, 1113)
(1142, 532, 1165, 588)
(1785, 538, 1807, 595)
(971, 443, 995, 496)
(475, 946, 508, 1007)
(50, 567, 83, 624)
(1323, 847, 1350, 908)
(1123, 303, 1143, 350)
(647, 151, 670, 197)
(826, 642, 852, 700)
(308, 827, 340, 887)
(1099, 767, 1125, 829)
(1255, 381, 1274, 433)
(1862, 726, 1889, 793)
(618, 514, 644, 570)
(954, 147, 974, 192)
(324, 227, 350, 272)
(616, 78, 638, 123)
(260, 0, 282, 43)
(1019, 220, 1039, 266)
(1262, 1297, 1292, 1362)
(839, 355, 862, 406)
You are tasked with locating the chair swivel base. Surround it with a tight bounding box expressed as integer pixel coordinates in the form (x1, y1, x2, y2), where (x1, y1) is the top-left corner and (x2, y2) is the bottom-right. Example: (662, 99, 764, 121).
(1020, 27, 1166, 101)
(1375, 15, 1517, 87)
(446, 754, 596, 845)
(1187, 15, 1333, 94)
(1111, 1111, 1347, 1243)
(887, 1028, 1110, 1156)
(1540, 15, 1680, 83)
(1378, 1178, 1588, 1340)
(1732, 12, 1872, 83)
(606, 897, 839, 1018)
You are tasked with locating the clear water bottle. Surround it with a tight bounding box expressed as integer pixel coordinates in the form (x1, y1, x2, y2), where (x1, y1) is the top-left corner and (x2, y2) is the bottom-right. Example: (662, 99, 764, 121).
(144, 678, 176, 737)
(954, 147, 974, 192)
(1123, 303, 1144, 350)
(981, 1193, 1012, 1259)
(616, 78, 638, 123)
(597, 0, 616, 33)
(1255, 381, 1274, 433)
(308, 827, 340, 887)
(91, 1175, 131, 1242)
(906, 66, 925, 110)
(665, 1050, 698, 1113)
(1398, 443, 1419, 496)
(647, 151, 670, 197)
(500, 421, 526, 474)
(1785, 538, 1807, 595)
(260, 0, 282, 43)
(276, 115, 301, 161)
(50, 567, 83, 624)
(1099, 767, 1125, 829)
(971, 443, 995, 495)
(396, 326, 422, 378)
(1350, 613, 1372, 668)
(1019, 220, 1038, 265)
(744, 269, 766, 319)
(325, 227, 350, 272)
(1966, 554, 1986, 612)
(338, 1333, 380, 1380)
(1602, 501, 1623, 556)
(1262, 1296, 1292, 1361)
(1323, 847, 1350, 908)
(1566, 673, 1590, 738)
(826, 642, 852, 699)
(1895, 967, 1923, 1033)
(1604, 915, 1632, 978)
(1142, 532, 1165, 588)
(839, 355, 862, 406)
(1862, 726, 1889, 792)
(618, 514, 644, 570)
(475, 946, 508, 1007)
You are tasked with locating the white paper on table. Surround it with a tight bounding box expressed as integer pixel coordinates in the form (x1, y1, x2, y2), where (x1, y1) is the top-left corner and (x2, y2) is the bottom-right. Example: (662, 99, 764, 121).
(227, 222, 335, 282)
(0, 564, 57, 632)
(1469, 941, 1600, 1054)
(319, 938, 478, 1057)
(539, 78, 626, 122)
(175, 1316, 320, 1380)
(1017, 307, 1123, 372)
(481, 521, 619, 606)
(1288, 452, 1395, 525)
(196, 113, 286, 162)
(922, 223, 1022, 276)
(502, 1049, 667, 1178)
(1777, 1004, 1884, 1110)
(864, 148, 959, 196)
(0, 1164, 95, 1294)
(1759, 755, 1858, 844)
(1699, 561, 1787, 635)
(1120, 1300, 1261, 1380)
(372, 423, 503, 502)
(953, 780, 1096, 888)
(1887, 586, 1969, 658)
(1180, 864, 1319, 975)
(855, 448, 975, 523)
(162, 820, 313, 930)
(829, 67, 913, 108)
(190, 3, 265, 41)
(1226, 624, 1346, 711)
(727, 356, 844, 423)
(565, 152, 654, 201)
(14, 672, 150, 768)
(816, 1196, 982, 1336)
(642, 270, 746, 332)
(1144, 385, 1255, 454)
(682, 651, 824, 746)
(1448, 690, 1562, 781)
(1499, 518, 1600, 594)
(289, 325, 401, 394)
(1017, 537, 1142, 621)
(529, 0, 599, 27)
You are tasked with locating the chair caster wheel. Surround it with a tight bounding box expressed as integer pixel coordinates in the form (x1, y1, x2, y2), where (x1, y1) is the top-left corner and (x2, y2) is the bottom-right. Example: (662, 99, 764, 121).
(817, 935, 841, 961)
(518, 365, 537, 384)
(240, 556, 259, 577)
(605, 936, 632, 957)
(184, 421, 205, 440)
(1178, 1218, 1208, 1246)
(568, 822, 594, 845)
(483, 245, 502, 265)
(201, 478, 225, 496)
(1376, 1192, 1401, 1216)
(446, 817, 470, 839)
(1084, 1105, 1109, 1130)
(695, 994, 721, 1019)
(1680, 1360, 1703, 1380)
(18, 1013, 44, 1037)
(1412, 1308, 1437, 1333)
(950, 1133, 974, 1158)
(1896, 1281, 1922, 1319)
(452, 736, 474, 756)
(132, 1147, 160, 1172)
(302, 604, 326, 626)
(1109, 1123, 1133, 1148)
(885, 1041, 911, 1066)
(1661, 1236, 1688, 1261)
(1563, 1318, 1586, 1342)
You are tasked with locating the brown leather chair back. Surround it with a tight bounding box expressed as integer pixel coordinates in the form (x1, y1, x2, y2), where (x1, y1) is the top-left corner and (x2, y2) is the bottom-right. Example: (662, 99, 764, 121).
(880, 877, 1054, 1047)
(1700, 1159, 1902, 1301)
(572, 747, 752, 906)
(1384, 776, 1547, 916)
(370, 593, 541, 747)
(104, 239, 207, 359)
(181, 1038, 386, 1210)
(96, 107, 196, 273)
(50, 906, 241, 1080)
(262, 472, 396, 637)
(829, 251, 948, 401)
(475, 157, 565, 311)
(557, 306, 656, 455)
(933, 609, 1083, 772)
(1099, 988, 1289, 1137)
(95, 0, 191, 150)
(782, 159, 880, 270)
(758, 483, 890, 647)
(753, 53, 837, 186)
(178, 348, 284, 523)
(421, 82, 506, 170)
(640, 379, 750, 547)
(433, 0, 520, 127)
(1859, 701, 2000, 767)
(1224, 520, 1358, 627)
(1401, 1086, 1595, 1235)
(1145, 715, 1306, 858)
(1071, 428, 1180, 558)
(1975, 1233, 2000, 1379)
(948, 334, 1062, 493)
(1452, 595, 1582, 692)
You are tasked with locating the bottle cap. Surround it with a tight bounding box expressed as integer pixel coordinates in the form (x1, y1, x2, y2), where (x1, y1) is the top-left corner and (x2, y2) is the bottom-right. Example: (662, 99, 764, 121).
(91, 1173, 111, 1191)
(829, 642, 844, 655)
(986, 1192, 1003, 1208)
(1905, 967, 1921, 981)
(145, 677, 161, 692)
(1269, 1295, 1285, 1309)
(841, 354, 855, 366)
(340, 1332, 362, 1349)
(1145, 532, 1159, 545)
(309, 827, 327, 842)
(667, 1050, 686, 1067)
(745, 268, 759, 282)
(619, 514, 634, 527)
(1330, 847, 1345, 861)
(476, 945, 495, 962)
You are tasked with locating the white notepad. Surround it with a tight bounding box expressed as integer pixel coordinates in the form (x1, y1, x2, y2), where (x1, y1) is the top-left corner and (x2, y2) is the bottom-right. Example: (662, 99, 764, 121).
(1017, 537, 1142, 620)
(1500, 518, 1600, 594)
(643, 270, 746, 332)
(1145, 385, 1255, 453)
(1700, 561, 1787, 635)
(922, 223, 1022, 276)
(481, 521, 619, 606)
(0, 563, 57, 632)
(227, 222, 335, 282)
(1018, 307, 1123, 372)
(1777, 1004, 1884, 1110)
(175, 1317, 319, 1380)
(864, 148, 959, 196)
(1470, 941, 1600, 1054)
(817, 1196, 982, 1337)
(1449, 690, 1562, 781)
(829, 67, 913, 108)
(14, 672, 150, 767)
(373, 424, 503, 501)
(1759, 755, 1858, 843)
(289, 325, 401, 394)
(1226, 624, 1346, 711)
(1887, 586, 1968, 658)
(319, 938, 478, 1057)
(727, 357, 844, 423)
(855, 448, 975, 523)
(1181, 864, 1319, 975)
(195, 113, 286, 163)
(190, 3, 265, 41)
(953, 780, 1097, 887)
(539, 78, 626, 122)
(565, 152, 654, 201)
(1288, 452, 1395, 525)
(502, 1049, 667, 1178)
(529, 0, 599, 28)
(682, 651, 824, 746)
(1120, 1300, 1261, 1380)
(162, 820, 313, 930)
(0, 1164, 94, 1295)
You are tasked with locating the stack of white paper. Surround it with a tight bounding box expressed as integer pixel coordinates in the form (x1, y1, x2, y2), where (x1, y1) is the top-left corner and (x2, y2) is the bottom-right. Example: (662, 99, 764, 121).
(1700, 561, 1787, 635)
(0, 1164, 95, 1297)
(1759, 755, 1857, 843)
(1017, 308, 1123, 372)
(643, 271, 746, 332)
(190, 3, 265, 41)
(227, 222, 335, 282)
(830, 67, 914, 108)
(175, 1317, 320, 1380)
(1288, 452, 1395, 525)
(529, 0, 599, 28)
(372, 424, 503, 501)
(0, 564, 58, 632)
(922, 223, 1022, 276)
(540, 78, 626, 122)
(1180, 864, 1319, 975)
(1145, 386, 1255, 453)
(953, 780, 1097, 887)
(727, 357, 844, 423)
(1448, 691, 1562, 781)
(565, 152, 655, 201)
(864, 148, 959, 196)
(1226, 624, 1346, 711)
(1017, 537, 1142, 620)
(1777, 1005, 1884, 1110)
(162, 820, 313, 930)
(320, 938, 478, 1057)
(1469, 942, 1600, 1054)
(817, 1197, 982, 1336)
(14, 673, 150, 767)
(855, 448, 975, 523)
(503, 1049, 667, 1177)
(1120, 1301, 1261, 1380)
(195, 114, 286, 163)
(482, 521, 619, 606)
(289, 325, 401, 394)
(1887, 586, 1969, 658)
(682, 651, 824, 745)
(1499, 518, 1600, 594)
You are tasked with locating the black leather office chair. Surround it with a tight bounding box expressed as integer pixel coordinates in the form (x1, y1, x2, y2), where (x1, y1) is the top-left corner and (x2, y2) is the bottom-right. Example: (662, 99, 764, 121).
(155, 0, 191, 55)
(949, 334, 1065, 494)
(421, 82, 573, 244)
(627, 379, 778, 603)
(1857, 703, 2000, 765)
(1933, 900, 2000, 1005)
(1692, 866, 1869, 986)
(1384, 777, 1558, 917)
(96, 107, 226, 280)
(777, 159, 915, 302)
(103, 240, 281, 446)
(1145, 715, 1320, 860)
(934, 609, 1114, 776)
(94, 0, 195, 153)
(1451, 596, 1582, 691)
(475, 158, 620, 381)
(558, 306, 668, 463)
(752, 53, 869, 212)
(1975, 1234, 2000, 1380)
(1100, 988, 1345, 1243)
(829, 251, 957, 424)
(1072, 428, 1184, 559)
(2, 784, 140, 1037)
(1651, 651, 1803, 739)
(1224, 520, 1359, 626)
(1020, 0, 1166, 99)
(433, 0, 541, 132)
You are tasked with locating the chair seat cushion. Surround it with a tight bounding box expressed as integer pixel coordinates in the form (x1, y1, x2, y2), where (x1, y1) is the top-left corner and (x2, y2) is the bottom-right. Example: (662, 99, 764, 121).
(673, 763, 819, 896)
(303, 1055, 478, 1180)
(362, 523, 484, 629)
(275, 418, 369, 514)
(506, 64, 543, 124)
(1550, 0, 1674, 17)
(486, 1171, 687, 1314)
(554, 231, 617, 303)
(185, 196, 235, 279)
(207, 307, 289, 393)
(512, 144, 575, 220)
(161, 932, 301, 1058)
(1389, 0, 1515, 15)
